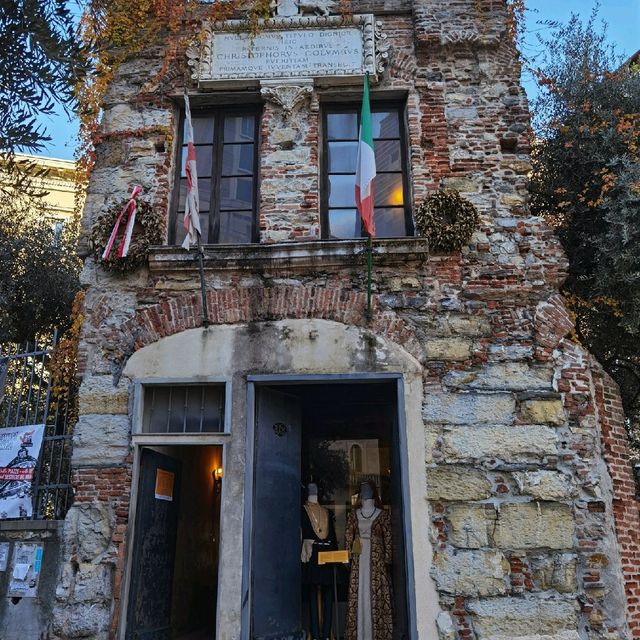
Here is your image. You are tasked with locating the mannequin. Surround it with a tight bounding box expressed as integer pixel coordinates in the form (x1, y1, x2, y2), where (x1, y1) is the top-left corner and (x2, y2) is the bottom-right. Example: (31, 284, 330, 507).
(301, 483, 336, 640)
(344, 481, 393, 640)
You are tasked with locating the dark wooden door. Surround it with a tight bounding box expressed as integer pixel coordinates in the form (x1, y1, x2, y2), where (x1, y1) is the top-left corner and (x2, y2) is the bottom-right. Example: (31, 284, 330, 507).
(127, 448, 182, 640)
(252, 387, 304, 640)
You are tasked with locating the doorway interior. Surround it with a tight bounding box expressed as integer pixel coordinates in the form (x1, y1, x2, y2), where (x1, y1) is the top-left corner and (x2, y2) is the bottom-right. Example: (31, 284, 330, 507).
(249, 380, 410, 640)
(127, 444, 223, 640)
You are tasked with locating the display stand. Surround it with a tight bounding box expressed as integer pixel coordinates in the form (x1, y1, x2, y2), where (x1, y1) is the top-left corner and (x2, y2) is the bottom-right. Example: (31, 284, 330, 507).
(318, 550, 349, 640)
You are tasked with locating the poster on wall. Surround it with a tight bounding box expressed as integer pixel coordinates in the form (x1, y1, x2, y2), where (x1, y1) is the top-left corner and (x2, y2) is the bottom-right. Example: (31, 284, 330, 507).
(7, 542, 43, 598)
(0, 425, 45, 519)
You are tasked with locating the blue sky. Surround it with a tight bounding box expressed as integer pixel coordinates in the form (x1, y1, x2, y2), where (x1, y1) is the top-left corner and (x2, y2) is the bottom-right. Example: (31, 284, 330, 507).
(36, 0, 640, 160)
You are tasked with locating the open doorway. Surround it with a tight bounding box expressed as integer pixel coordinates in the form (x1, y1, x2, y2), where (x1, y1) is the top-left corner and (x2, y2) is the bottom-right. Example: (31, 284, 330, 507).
(250, 381, 410, 640)
(127, 445, 223, 640)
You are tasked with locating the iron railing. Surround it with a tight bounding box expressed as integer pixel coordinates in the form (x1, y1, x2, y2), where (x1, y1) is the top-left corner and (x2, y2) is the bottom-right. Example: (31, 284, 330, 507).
(0, 331, 76, 519)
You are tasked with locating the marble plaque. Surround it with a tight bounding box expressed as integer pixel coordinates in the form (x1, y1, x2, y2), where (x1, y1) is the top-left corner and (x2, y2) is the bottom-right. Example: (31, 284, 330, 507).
(213, 28, 363, 79)
(188, 15, 388, 88)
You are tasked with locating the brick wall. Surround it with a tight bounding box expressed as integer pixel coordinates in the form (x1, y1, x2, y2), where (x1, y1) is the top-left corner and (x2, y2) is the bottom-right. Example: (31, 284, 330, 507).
(593, 367, 640, 635)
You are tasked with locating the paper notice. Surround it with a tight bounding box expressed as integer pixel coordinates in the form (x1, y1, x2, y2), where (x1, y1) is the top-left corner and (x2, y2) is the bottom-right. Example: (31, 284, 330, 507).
(155, 468, 175, 501)
(12, 562, 30, 580)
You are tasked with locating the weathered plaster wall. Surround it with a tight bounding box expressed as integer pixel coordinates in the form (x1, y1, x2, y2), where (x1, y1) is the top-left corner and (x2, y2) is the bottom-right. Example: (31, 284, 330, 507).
(53, 0, 639, 639)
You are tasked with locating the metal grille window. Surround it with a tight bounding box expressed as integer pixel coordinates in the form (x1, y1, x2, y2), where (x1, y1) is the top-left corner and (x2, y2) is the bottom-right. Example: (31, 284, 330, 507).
(321, 103, 413, 239)
(142, 385, 225, 434)
(170, 107, 261, 246)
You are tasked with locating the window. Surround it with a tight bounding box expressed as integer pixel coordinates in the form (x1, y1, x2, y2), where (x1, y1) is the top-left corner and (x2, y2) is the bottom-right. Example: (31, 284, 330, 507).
(322, 103, 413, 239)
(142, 385, 225, 433)
(350, 443, 363, 472)
(170, 107, 260, 245)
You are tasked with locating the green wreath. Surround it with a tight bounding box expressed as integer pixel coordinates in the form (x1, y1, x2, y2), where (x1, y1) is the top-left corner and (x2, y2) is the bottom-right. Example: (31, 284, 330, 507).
(91, 198, 165, 274)
(414, 189, 479, 251)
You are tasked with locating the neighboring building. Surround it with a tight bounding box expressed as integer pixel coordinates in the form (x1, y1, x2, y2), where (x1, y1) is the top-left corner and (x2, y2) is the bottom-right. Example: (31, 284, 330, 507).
(49, 2, 639, 640)
(5, 153, 77, 226)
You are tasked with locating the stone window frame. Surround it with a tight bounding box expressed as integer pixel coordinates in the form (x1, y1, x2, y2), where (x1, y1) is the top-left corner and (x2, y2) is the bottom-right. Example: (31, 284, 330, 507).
(168, 104, 262, 246)
(320, 99, 414, 240)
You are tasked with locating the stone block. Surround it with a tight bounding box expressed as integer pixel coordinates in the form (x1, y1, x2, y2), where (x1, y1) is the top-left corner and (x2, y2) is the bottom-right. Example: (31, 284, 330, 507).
(53, 601, 111, 639)
(513, 471, 576, 500)
(436, 611, 456, 640)
(425, 338, 472, 361)
(502, 194, 525, 207)
(72, 414, 130, 466)
(493, 503, 574, 550)
(387, 276, 421, 290)
(441, 425, 558, 462)
(63, 503, 113, 562)
(432, 549, 509, 596)
(423, 393, 515, 425)
(101, 103, 170, 133)
(467, 596, 578, 639)
(425, 428, 439, 464)
(447, 106, 479, 119)
(519, 399, 566, 425)
(427, 466, 492, 501)
(442, 177, 481, 193)
(447, 504, 495, 549)
(488, 343, 534, 361)
(529, 553, 577, 593)
(444, 364, 554, 392)
(78, 376, 129, 415)
(413, 314, 491, 337)
(71, 563, 113, 603)
(271, 127, 298, 146)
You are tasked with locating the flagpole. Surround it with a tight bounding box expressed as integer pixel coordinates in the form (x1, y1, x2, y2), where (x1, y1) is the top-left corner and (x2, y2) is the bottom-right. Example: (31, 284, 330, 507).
(196, 235, 210, 328)
(357, 71, 375, 320)
(366, 233, 373, 320)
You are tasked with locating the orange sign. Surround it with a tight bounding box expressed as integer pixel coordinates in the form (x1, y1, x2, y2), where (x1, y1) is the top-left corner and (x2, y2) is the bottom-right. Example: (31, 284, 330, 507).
(318, 550, 349, 565)
(154, 469, 175, 501)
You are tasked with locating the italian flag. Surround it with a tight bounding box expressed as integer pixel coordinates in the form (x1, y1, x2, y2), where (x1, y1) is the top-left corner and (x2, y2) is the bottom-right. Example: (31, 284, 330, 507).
(355, 74, 376, 238)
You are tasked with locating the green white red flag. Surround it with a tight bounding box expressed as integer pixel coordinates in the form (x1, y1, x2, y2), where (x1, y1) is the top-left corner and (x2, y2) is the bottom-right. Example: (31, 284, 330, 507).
(355, 74, 376, 238)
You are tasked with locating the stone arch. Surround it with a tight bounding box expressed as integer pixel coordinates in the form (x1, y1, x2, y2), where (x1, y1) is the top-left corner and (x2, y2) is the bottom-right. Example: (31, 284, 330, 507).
(104, 285, 425, 366)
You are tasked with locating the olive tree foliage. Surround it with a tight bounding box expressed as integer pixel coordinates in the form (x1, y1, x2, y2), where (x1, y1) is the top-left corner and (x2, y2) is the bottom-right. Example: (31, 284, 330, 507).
(0, 0, 86, 190)
(0, 192, 81, 345)
(0, 1, 85, 344)
(528, 10, 640, 443)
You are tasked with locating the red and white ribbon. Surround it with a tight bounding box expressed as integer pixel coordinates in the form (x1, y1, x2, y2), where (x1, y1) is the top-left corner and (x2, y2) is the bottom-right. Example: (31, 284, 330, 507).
(102, 185, 143, 260)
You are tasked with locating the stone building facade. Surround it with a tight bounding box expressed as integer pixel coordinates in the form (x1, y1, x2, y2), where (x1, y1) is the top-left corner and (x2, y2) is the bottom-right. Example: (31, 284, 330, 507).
(51, 1, 639, 639)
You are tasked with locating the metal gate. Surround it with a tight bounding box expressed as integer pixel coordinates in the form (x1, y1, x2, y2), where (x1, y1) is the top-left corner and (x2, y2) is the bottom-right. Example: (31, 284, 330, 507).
(0, 330, 76, 519)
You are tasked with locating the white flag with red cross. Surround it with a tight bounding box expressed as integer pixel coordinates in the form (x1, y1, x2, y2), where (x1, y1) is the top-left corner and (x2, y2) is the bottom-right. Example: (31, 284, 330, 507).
(182, 94, 202, 250)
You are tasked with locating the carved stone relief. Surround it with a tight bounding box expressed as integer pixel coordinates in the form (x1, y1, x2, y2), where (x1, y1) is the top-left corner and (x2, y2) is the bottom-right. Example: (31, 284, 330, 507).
(260, 79, 314, 116)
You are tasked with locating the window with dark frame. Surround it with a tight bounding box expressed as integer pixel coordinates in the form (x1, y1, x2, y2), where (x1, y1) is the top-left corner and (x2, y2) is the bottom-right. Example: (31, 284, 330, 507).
(142, 385, 225, 434)
(322, 103, 413, 240)
(170, 107, 260, 245)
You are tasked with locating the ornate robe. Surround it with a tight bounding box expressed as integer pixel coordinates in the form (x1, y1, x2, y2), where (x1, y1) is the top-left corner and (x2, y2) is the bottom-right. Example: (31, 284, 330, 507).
(344, 508, 393, 640)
